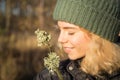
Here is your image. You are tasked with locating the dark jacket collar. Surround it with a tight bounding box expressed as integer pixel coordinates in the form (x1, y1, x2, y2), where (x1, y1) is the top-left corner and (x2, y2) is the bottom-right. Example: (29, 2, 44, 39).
(59, 59, 120, 80)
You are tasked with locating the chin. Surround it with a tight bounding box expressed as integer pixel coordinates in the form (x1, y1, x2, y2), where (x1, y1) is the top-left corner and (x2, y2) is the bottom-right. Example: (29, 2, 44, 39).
(68, 55, 84, 60)
(68, 56, 78, 60)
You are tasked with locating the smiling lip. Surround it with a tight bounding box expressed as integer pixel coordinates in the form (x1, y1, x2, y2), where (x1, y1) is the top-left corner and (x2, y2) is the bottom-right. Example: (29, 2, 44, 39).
(63, 47, 73, 53)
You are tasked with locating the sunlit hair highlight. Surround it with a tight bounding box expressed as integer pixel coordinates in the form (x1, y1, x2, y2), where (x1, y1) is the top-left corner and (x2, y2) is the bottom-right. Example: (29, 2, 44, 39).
(81, 33, 120, 76)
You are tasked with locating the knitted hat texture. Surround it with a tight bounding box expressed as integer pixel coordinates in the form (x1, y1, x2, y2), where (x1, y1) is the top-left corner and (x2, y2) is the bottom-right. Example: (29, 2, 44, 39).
(53, 0, 120, 42)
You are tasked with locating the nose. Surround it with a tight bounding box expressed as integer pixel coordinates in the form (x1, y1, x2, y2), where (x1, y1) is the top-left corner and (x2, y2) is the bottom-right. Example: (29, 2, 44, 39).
(58, 32, 67, 43)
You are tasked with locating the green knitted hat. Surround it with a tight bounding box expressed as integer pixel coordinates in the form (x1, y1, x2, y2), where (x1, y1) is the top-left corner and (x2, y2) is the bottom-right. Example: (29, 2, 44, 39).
(53, 0, 120, 42)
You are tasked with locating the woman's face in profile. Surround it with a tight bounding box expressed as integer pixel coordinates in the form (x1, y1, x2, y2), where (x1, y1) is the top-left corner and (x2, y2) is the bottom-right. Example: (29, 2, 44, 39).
(58, 21, 91, 60)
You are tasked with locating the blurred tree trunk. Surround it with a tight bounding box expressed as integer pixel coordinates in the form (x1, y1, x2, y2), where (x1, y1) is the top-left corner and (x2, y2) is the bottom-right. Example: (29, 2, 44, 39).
(35, 0, 44, 29)
(0, 59, 1, 80)
(5, 0, 11, 32)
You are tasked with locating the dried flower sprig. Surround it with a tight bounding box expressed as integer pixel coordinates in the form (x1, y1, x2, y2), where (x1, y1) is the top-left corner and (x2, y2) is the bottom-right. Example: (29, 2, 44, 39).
(44, 52, 63, 80)
(35, 29, 63, 80)
(44, 52, 60, 74)
(35, 29, 51, 47)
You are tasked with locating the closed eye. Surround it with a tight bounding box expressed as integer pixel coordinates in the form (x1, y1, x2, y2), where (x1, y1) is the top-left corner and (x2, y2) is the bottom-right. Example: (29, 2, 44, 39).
(68, 32, 75, 35)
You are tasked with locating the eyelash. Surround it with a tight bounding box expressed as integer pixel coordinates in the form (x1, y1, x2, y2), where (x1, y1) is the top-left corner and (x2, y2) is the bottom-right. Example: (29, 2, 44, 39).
(58, 29, 75, 35)
(68, 32, 75, 35)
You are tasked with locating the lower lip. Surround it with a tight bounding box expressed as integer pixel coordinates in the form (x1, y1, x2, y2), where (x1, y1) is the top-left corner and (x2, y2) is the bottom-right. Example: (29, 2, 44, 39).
(63, 48, 72, 53)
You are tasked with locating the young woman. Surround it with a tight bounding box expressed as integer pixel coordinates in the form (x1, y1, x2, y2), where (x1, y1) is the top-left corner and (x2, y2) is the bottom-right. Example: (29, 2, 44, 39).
(34, 0, 120, 80)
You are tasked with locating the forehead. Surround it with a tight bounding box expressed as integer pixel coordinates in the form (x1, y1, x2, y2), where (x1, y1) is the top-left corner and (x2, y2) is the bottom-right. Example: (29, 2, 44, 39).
(57, 21, 91, 36)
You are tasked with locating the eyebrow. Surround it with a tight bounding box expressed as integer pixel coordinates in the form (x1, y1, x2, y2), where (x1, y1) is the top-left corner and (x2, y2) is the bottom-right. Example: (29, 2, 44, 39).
(58, 26, 79, 30)
(63, 27, 77, 29)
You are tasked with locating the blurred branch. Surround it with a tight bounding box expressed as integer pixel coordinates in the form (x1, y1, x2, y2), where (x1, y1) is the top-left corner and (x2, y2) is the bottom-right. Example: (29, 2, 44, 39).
(5, 0, 11, 32)
(35, 0, 44, 29)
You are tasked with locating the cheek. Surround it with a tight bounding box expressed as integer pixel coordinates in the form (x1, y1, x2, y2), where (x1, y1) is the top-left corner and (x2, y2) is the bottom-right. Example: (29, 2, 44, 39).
(71, 33, 90, 47)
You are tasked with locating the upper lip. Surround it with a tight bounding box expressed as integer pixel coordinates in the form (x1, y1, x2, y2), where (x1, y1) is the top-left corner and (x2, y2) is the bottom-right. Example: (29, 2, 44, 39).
(63, 46, 74, 49)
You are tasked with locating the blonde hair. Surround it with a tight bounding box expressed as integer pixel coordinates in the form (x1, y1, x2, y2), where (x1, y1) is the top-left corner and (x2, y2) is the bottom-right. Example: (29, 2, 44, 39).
(81, 34, 120, 76)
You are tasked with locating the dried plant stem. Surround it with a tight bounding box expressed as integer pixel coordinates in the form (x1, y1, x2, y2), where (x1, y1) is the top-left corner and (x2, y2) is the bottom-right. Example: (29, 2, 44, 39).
(56, 69, 64, 80)
(46, 44, 51, 52)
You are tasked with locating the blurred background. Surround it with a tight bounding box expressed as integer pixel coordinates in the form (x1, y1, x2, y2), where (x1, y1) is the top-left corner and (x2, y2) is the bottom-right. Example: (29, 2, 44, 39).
(0, 0, 58, 80)
(0, 0, 120, 80)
